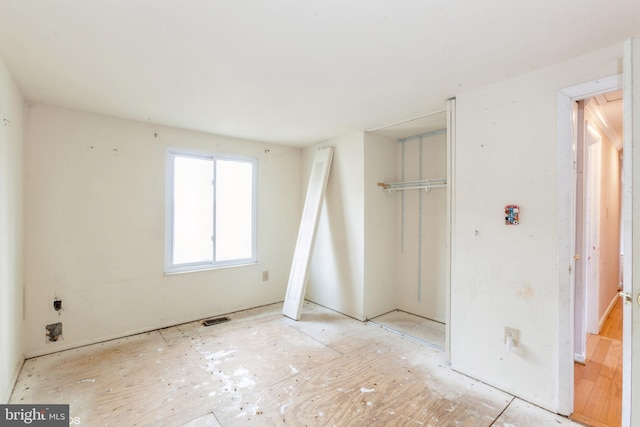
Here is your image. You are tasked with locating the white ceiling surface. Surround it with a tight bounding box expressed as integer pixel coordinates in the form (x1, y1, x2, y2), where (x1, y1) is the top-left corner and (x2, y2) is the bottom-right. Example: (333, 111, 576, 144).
(369, 110, 447, 141)
(0, 1, 639, 146)
(593, 90, 624, 145)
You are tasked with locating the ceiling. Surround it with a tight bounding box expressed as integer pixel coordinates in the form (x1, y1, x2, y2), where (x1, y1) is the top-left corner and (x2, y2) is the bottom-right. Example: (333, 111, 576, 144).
(368, 110, 447, 140)
(592, 90, 624, 147)
(0, 1, 639, 146)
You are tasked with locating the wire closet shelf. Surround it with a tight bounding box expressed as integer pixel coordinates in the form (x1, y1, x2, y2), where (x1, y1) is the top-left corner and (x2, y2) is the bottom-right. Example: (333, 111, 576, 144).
(377, 178, 447, 194)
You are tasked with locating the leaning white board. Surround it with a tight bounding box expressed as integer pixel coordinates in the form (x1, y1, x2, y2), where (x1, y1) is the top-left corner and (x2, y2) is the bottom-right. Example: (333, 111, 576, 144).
(282, 147, 334, 320)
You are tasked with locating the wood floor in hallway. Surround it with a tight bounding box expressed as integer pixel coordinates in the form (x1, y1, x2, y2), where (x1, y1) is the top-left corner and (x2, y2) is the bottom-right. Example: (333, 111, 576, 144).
(10, 301, 581, 426)
(571, 298, 623, 427)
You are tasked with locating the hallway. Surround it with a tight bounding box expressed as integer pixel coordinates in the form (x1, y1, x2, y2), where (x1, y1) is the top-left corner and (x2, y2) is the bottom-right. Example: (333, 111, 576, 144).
(571, 299, 623, 426)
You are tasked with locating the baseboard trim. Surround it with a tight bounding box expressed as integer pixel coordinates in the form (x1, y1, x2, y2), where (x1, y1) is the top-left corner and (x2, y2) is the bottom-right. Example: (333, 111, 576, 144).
(2, 355, 25, 403)
(598, 292, 619, 333)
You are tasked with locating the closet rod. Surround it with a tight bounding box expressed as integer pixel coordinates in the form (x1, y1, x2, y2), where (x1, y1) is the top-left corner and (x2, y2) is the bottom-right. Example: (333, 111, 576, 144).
(377, 178, 447, 194)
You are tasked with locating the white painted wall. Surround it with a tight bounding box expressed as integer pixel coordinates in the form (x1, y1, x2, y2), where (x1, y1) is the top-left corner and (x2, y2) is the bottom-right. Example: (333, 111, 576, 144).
(396, 132, 447, 322)
(363, 132, 397, 319)
(304, 131, 397, 320)
(304, 133, 366, 320)
(451, 44, 622, 412)
(23, 104, 301, 357)
(0, 57, 24, 402)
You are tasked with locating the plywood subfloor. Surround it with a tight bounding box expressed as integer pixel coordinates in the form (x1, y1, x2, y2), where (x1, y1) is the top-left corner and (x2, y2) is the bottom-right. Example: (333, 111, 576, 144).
(571, 299, 623, 427)
(10, 301, 580, 426)
(369, 309, 446, 349)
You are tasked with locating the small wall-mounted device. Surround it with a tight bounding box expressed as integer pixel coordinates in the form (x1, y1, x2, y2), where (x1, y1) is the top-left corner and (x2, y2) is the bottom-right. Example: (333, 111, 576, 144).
(504, 326, 519, 352)
(46, 322, 63, 342)
(505, 205, 520, 225)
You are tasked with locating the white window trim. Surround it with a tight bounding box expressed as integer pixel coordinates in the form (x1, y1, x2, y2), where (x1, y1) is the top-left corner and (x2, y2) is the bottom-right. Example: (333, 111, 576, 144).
(165, 148, 258, 274)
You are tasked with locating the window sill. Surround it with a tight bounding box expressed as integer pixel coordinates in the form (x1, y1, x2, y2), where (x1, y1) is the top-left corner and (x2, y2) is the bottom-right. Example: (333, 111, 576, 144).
(164, 261, 258, 276)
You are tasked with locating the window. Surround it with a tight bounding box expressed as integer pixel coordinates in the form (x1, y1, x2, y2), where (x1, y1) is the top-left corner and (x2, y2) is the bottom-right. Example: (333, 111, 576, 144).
(165, 149, 257, 273)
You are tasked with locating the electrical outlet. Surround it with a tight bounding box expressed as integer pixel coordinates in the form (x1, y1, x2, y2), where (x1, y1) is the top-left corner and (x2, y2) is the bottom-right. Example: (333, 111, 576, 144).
(262, 271, 269, 281)
(504, 327, 519, 347)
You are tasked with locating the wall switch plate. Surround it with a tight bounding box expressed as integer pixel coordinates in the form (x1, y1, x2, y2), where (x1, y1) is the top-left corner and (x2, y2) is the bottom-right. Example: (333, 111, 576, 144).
(262, 271, 269, 281)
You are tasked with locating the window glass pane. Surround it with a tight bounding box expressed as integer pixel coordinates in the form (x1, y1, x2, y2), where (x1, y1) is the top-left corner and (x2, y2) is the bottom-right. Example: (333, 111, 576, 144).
(215, 159, 253, 261)
(173, 156, 213, 264)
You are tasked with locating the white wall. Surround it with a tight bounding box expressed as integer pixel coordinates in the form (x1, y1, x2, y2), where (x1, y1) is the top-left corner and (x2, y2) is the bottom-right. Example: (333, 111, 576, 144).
(363, 132, 396, 319)
(451, 44, 622, 412)
(304, 132, 397, 320)
(24, 104, 301, 357)
(304, 133, 366, 320)
(396, 132, 447, 322)
(0, 57, 24, 402)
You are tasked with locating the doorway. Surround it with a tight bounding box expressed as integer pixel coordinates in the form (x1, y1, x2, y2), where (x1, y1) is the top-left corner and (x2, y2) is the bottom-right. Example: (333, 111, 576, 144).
(571, 90, 624, 426)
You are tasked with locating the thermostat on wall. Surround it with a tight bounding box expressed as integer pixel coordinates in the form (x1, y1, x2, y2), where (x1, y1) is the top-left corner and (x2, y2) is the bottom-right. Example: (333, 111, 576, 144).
(505, 205, 520, 225)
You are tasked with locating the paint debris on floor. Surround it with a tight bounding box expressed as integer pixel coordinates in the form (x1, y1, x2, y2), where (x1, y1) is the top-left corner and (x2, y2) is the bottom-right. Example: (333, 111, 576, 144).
(10, 302, 581, 426)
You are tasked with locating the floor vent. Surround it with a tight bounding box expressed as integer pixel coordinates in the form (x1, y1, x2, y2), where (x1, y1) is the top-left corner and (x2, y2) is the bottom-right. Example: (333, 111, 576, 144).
(203, 316, 231, 327)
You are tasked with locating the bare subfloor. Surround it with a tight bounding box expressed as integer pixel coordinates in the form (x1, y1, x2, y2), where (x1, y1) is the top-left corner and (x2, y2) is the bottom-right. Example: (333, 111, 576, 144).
(11, 302, 580, 426)
(369, 310, 446, 349)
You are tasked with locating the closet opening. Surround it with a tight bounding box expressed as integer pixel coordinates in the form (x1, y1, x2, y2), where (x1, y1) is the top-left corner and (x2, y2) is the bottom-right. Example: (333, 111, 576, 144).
(367, 105, 452, 353)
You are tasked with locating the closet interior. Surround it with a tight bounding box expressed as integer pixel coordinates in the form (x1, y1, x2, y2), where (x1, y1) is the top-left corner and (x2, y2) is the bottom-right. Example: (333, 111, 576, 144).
(368, 108, 450, 350)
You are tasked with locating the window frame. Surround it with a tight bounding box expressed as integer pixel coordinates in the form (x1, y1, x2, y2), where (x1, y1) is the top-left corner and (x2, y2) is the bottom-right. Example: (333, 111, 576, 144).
(165, 148, 258, 274)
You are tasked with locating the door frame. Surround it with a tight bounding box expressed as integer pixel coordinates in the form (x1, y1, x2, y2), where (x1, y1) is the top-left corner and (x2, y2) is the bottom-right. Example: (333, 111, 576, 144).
(622, 37, 638, 427)
(584, 122, 603, 336)
(557, 73, 623, 415)
(445, 98, 456, 362)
